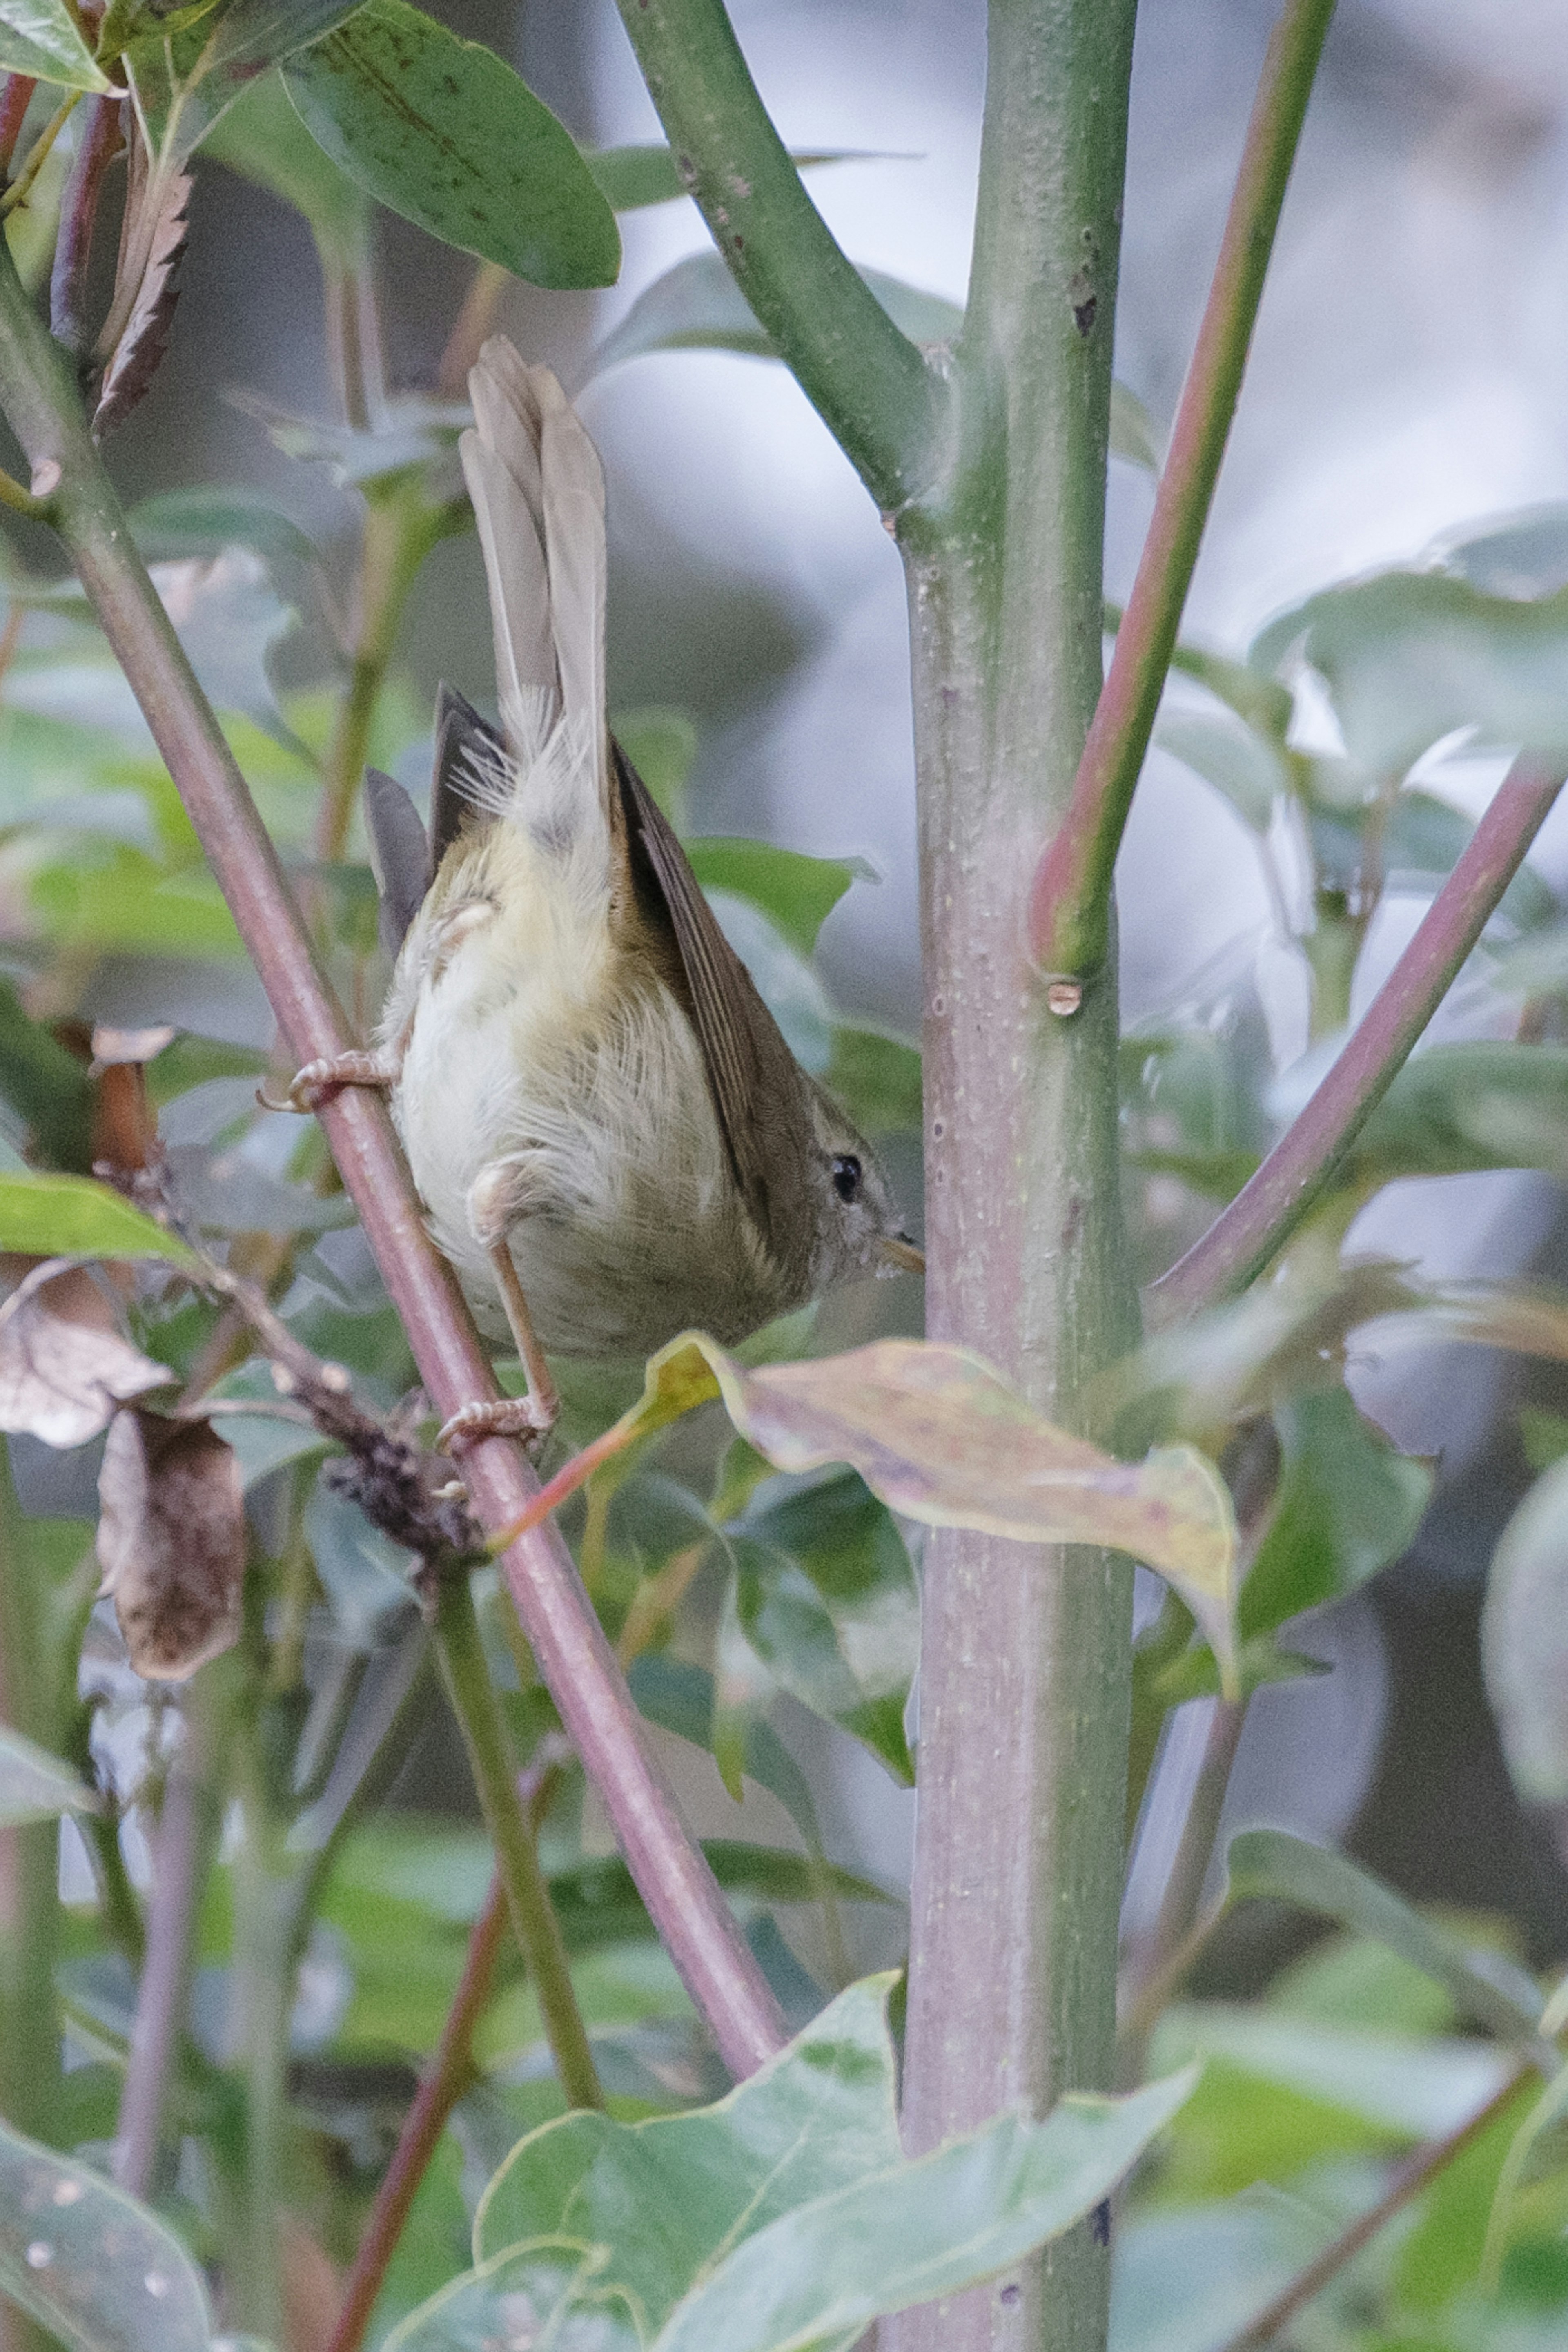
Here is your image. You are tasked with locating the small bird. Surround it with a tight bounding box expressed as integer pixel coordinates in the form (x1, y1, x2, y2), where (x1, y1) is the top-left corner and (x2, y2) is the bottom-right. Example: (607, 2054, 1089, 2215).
(281, 338, 918, 1446)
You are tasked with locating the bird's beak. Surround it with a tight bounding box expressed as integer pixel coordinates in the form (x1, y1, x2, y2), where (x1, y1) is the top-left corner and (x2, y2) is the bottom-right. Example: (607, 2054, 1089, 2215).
(878, 1234, 926, 1276)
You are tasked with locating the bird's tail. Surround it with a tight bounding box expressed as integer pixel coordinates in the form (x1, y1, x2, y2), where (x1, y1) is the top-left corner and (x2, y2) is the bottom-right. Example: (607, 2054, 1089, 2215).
(459, 338, 608, 846)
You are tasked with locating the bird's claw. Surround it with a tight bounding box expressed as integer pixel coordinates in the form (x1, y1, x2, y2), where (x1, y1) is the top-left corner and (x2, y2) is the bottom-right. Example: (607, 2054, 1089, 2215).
(257, 1050, 397, 1114)
(437, 1396, 557, 1457)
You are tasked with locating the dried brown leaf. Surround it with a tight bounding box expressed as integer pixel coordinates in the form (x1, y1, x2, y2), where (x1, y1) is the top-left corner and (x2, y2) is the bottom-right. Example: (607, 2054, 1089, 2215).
(0, 1262, 167, 1447)
(97, 1410, 245, 1681)
(91, 164, 192, 439)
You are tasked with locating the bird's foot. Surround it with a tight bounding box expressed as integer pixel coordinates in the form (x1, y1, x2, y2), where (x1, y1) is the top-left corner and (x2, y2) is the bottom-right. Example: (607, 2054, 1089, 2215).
(258, 1050, 399, 1113)
(437, 1393, 557, 1458)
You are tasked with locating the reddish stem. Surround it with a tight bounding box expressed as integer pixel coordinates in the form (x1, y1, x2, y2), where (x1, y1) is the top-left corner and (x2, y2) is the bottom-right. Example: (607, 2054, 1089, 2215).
(1153, 752, 1568, 1317)
(0, 236, 786, 2085)
(49, 92, 123, 358)
(1027, 0, 1337, 980)
(0, 76, 36, 178)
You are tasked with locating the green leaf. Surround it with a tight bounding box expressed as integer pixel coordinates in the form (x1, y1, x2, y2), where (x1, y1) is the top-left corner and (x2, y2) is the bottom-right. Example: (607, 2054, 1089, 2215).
(1350, 1043, 1568, 1184)
(467, 1976, 1194, 2352)
(1249, 568, 1568, 778)
(0, 2116, 214, 2350)
(282, 0, 620, 288)
(724, 1468, 918, 1784)
(1111, 2194, 1338, 2352)
(0, 1173, 198, 1267)
(1110, 381, 1163, 474)
(587, 251, 961, 380)
(685, 838, 864, 957)
(1484, 1456, 1568, 1806)
(0, 976, 93, 1170)
(127, 485, 322, 577)
(610, 708, 696, 829)
(537, 1333, 1241, 1692)
(824, 1024, 922, 1135)
(1223, 1830, 1548, 2045)
(628, 1653, 828, 1854)
(547, 1842, 895, 1954)
(383, 2240, 639, 2352)
(0, 2, 111, 91)
(205, 0, 367, 71)
(1155, 2003, 1515, 2140)
(201, 63, 371, 266)
(1384, 787, 1554, 930)
(1484, 2058, 1568, 2287)
(1156, 709, 1289, 831)
(0, 1725, 99, 1826)
(586, 143, 865, 214)
(1239, 1389, 1432, 1639)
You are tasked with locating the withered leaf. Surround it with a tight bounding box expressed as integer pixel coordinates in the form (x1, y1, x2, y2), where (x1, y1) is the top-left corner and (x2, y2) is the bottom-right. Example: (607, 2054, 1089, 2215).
(92, 163, 192, 439)
(97, 1410, 245, 1681)
(0, 1263, 169, 1447)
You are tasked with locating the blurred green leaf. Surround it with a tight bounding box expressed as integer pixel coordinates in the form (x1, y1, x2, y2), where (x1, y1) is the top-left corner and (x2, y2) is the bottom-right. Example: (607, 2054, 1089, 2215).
(229, 385, 466, 493)
(724, 1467, 918, 1784)
(586, 144, 868, 213)
(587, 251, 958, 380)
(127, 484, 322, 577)
(305, 1480, 418, 1647)
(1111, 2193, 1338, 2352)
(1520, 1408, 1568, 1472)
(1223, 1830, 1547, 2045)
(0, 2116, 214, 2350)
(710, 891, 835, 1072)
(1383, 787, 1555, 930)
(824, 1023, 922, 1135)
(0, 1724, 98, 1826)
(383, 2241, 637, 2352)
(1485, 2058, 1568, 2289)
(0, 1173, 198, 1267)
(0, 1, 111, 89)
(465, 1976, 1192, 2352)
(1350, 1043, 1568, 1184)
(548, 1842, 895, 1954)
(1484, 1456, 1568, 1806)
(202, 62, 372, 265)
(283, 0, 621, 288)
(1250, 568, 1568, 777)
(205, 0, 368, 71)
(0, 979, 92, 1169)
(686, 838, 865, 957)
(1239, 1389, 1432, 1639)
(1156, 2004, 1514, 2140)
(1155, 709, 1288, 831)
(628, 1653, 827, 1855)
(1111, 382, 1163, 473)
(611, 708, 697, 829)
(31, 846, 244, 959)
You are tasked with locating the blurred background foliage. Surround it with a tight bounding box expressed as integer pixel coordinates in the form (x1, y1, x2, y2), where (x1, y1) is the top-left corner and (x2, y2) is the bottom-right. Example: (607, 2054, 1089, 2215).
(7, 1, 1568, 2348)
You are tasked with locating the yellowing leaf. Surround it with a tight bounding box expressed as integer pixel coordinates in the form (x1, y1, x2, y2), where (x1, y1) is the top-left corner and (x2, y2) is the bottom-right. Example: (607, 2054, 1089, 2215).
(506, 1335, 1241, 1694)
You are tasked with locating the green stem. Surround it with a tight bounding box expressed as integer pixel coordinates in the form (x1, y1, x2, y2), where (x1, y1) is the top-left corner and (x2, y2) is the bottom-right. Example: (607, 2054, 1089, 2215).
(228, 1710, 303, 2346)
(316, 484, 441, 864)
(886, 4, 1138, 2347)
(611, 0, 946, 511)
(432, 1573, 603, 2113)
(1028, 0, 1338, 981)
(0, 1455, 59, 2145)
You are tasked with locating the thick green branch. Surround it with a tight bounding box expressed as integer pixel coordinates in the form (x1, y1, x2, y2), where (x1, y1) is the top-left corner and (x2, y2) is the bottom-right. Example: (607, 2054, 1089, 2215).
(1152, 752, 1567, 1318)
(1028, 0, 1337, 980)
(612, 0, 946, 510)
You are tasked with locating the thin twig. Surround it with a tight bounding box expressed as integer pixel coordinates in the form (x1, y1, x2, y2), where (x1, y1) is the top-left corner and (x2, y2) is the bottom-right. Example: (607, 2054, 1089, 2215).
(325, 1745, 568, 2352)
(0, 213, 784, 2086)
(1152, 752, 1568, 1317)
(1028, 0, 1338, 980)
(112, 1729, 214, 2198)
(610, 0, 944, 511)
(432, 1576, 602, 2113)
(1216, 2069, 1531, 2351)
(0, 89, 82, 219)
(49, 91, 123, 358)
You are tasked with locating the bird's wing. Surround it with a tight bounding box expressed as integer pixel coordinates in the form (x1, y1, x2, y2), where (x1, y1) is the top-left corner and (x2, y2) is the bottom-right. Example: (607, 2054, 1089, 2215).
(363, 766, 431, 958)
(612, 738, 814, 1276)
(430, 682, 503, 873)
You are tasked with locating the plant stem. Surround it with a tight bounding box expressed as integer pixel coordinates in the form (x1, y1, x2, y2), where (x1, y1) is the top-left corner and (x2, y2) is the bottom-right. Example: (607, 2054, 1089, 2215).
(611, 0, 945, 511)
(325, 1745, 566, 2352)
(885, 4, 1138, 2348)
(0, 78, 38, 178)
(1216, 2070, 1532, 2351)
(0, 227, 786, 2086)
(1152, 751, 1568, 1318)
(1028, 0, 1338, 981)
(432, 1571, 602, 2113)
(316, 486, 443, 864)
(230, 1822, 305, 2346)
(0, 1454, 59, 2147)
(48, 91, 122, 357)
(0, 90, 79, 219)
(112, 1710, 217, 2198)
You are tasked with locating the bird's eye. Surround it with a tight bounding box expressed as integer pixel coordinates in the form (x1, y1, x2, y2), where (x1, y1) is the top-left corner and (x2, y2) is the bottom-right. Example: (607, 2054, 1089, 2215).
(832, 1154, 862, 1204)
